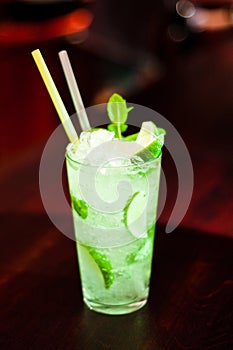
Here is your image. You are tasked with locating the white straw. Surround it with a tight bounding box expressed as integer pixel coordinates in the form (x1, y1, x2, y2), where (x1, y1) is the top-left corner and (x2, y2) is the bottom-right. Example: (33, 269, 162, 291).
(58, 50, 91, 131)
(32, 49, 78, 143)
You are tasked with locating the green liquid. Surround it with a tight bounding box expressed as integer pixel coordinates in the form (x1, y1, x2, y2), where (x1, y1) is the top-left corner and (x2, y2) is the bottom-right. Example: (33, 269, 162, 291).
(77, 225, 155, 315)
(66, 143, 161, 315)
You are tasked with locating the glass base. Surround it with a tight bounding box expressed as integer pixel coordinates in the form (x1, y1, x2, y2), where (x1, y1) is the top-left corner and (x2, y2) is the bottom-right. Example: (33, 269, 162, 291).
(84, 298, 147, 315)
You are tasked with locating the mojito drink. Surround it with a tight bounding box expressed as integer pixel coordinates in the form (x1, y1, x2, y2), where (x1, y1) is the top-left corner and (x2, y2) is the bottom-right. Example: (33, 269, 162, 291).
(65, 94, 165, 315)
(66, 139, 162, 315)
(31, 50, 166, 315)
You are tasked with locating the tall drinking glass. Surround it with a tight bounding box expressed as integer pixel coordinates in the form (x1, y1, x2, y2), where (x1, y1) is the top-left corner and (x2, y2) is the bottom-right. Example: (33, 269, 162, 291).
(65, 137, 162, 315)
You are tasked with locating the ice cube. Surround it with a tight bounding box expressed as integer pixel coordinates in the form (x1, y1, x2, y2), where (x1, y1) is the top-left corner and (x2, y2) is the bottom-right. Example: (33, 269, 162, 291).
(80, 131, 91, 145)
(89, 129, 115, 148)
(67, 129, 115, 163)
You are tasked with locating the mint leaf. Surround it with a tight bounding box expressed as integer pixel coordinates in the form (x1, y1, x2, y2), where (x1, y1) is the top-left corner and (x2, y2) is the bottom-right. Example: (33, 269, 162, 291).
(126, 238, 147, 264)
(123, 132, 139, 141)
(157, 128, 166, 135)
(107, 93, 133, 126)
(126, 225, 155, 264)
(71, 196, 88, 219)
(87, 247, 115, 289)
(107, 123, 128, 137)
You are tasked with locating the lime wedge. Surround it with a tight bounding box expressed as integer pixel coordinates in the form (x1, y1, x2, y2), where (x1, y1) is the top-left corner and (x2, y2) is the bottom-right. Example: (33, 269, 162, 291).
(124, 191, 148, 238)
(134, 121, 165, 160)
(136, 121, 165, 146)
(79, 245, 115, 289)
(136, 121, 158, 146)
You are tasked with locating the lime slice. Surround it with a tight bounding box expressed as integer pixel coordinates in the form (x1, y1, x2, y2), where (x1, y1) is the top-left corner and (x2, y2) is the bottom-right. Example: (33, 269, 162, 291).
(136, 121, 158, 146)
(79, 245, 114, 289)
(134, 121, 165, 160)
(124, 191, 148, 238)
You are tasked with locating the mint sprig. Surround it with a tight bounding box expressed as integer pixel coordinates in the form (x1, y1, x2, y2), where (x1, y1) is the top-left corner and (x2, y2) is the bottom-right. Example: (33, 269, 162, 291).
(107, 93, 133, 138)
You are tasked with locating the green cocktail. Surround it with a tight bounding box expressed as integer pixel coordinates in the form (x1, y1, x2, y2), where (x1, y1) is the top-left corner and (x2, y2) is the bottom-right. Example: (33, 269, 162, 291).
(66, 146, 161, 315)
(31, 51, 165, 315)
(65, 94, 165, 315)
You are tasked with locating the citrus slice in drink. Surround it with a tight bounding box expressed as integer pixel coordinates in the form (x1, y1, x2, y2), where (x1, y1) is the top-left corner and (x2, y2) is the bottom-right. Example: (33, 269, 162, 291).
(136, 121, 158, 146)
(124, 191, 147, 238)
(78, 245, 114, 289)
(134, 121, 165, 160)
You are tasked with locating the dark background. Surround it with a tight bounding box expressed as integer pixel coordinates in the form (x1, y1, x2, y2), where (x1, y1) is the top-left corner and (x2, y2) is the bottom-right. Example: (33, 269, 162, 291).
(0, 1, 233, 349)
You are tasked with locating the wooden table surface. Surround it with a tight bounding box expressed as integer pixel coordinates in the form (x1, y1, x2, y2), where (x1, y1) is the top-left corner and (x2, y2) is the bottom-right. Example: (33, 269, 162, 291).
(0, 6, 233, 349)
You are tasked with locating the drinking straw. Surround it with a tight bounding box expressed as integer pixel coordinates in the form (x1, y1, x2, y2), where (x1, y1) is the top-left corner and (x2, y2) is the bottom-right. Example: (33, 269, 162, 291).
(58, 50, 91, 131)
(31, 49, 78, 143)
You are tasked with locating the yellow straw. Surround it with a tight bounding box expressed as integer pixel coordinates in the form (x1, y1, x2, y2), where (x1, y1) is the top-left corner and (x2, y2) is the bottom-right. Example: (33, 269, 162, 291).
(31, 49, 78, 143)
(58, 50, 91, 131)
